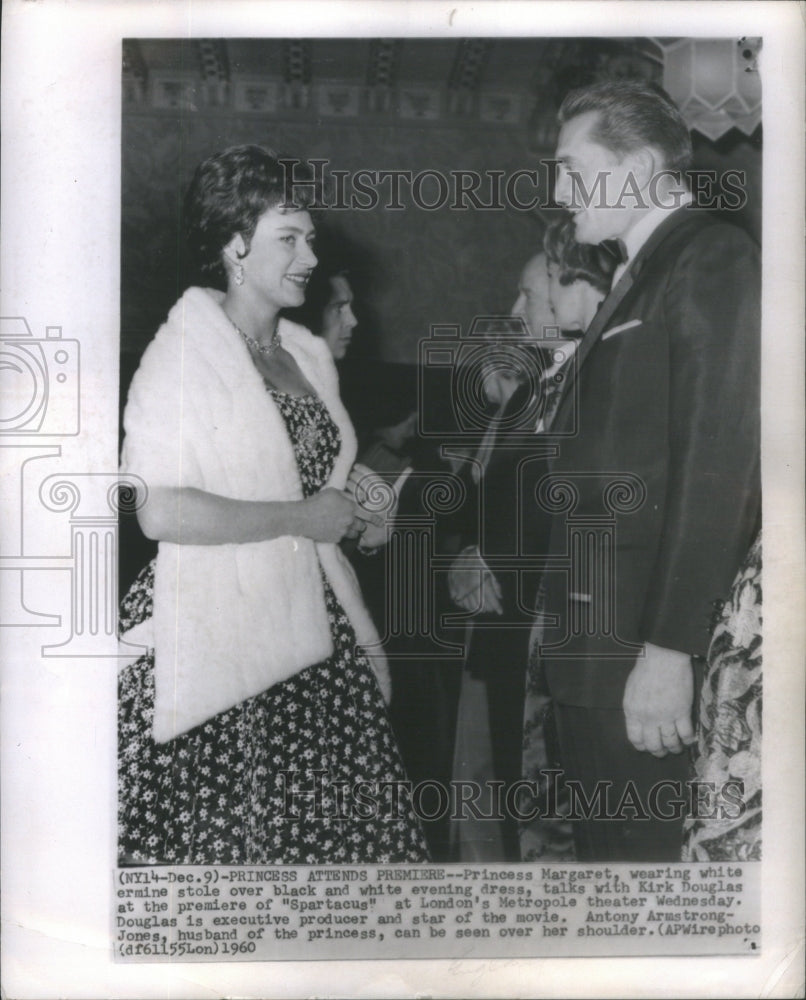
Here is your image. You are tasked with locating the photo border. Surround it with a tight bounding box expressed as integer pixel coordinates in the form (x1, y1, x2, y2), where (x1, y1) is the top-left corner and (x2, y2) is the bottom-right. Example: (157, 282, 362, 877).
(2, 2, 803, 997)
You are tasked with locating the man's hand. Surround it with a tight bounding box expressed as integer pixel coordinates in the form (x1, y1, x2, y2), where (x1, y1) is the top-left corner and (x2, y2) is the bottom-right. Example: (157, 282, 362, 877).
(623, 642, 695, 757)
(375, 410, 417, 452)
(448, 547, 503, 615)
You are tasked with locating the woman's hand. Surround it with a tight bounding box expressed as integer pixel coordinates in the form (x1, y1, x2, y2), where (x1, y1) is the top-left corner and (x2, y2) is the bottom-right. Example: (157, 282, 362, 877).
(346, 463, 398, 550)
(301, 487, 382, 543)
(136, 486, 379, 546)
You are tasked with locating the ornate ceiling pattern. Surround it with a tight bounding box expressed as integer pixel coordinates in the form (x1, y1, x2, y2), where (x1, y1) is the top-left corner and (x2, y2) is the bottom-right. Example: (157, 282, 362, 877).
(121, 38, 660, 132)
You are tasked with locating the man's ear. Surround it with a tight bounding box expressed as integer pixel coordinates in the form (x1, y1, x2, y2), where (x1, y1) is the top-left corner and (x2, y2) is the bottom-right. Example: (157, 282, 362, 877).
(629, 146, 658, 193)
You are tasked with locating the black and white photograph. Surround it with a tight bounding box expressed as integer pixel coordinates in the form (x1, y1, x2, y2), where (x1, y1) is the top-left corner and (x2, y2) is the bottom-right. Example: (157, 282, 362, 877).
(116, 33, 764, 872)
(2, 2, 803, 997)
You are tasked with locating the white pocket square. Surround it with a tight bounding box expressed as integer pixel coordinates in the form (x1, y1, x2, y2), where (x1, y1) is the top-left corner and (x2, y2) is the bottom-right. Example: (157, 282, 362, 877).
(601, 319, 643, 341)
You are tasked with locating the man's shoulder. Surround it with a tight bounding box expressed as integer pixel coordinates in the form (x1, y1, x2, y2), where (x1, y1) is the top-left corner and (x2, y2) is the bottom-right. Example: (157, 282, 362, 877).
(636, 211, 758, 291)
(655, 209, 758, 260)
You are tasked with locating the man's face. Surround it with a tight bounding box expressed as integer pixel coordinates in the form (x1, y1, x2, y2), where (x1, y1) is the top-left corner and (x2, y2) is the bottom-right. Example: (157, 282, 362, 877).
(321, 275, 357, 360)
(511, 253, 555, 341)
(554, 111, 637, 245)
(547, 260, 588, 332)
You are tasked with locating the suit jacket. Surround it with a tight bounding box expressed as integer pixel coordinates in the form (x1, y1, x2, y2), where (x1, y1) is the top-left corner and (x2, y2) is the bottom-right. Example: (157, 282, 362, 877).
(539, 208, 760, 709)
(449, 381, 557, 679)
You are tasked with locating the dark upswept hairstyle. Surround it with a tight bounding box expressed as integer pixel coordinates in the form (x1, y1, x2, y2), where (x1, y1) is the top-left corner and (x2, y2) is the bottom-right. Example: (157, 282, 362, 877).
(543, 216, 615, 295)
(183, 144, 319, 281)
(558, 79, 693, 174)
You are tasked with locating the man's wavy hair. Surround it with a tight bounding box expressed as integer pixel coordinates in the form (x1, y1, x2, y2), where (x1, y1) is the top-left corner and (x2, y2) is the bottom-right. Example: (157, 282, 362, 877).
(183, 144, 320, 283)
(558, 79, 693, 175)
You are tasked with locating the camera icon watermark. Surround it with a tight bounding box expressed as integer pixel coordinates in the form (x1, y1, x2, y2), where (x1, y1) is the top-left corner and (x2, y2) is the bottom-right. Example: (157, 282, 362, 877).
(417, 316, 577, 447)
(0, 317, 80, 435)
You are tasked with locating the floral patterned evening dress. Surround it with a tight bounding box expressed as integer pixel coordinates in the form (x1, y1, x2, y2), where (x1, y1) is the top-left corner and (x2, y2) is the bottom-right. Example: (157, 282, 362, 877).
(682, 532, 762, 861)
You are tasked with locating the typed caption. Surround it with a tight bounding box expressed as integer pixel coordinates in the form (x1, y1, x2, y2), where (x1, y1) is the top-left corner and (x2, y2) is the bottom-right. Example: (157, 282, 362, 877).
(115, 862, 760, 962)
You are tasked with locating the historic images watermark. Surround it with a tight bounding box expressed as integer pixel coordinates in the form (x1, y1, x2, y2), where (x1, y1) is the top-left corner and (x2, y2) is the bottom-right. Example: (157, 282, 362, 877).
(278, 770, 749, 825)
(280, 159, 749, 212)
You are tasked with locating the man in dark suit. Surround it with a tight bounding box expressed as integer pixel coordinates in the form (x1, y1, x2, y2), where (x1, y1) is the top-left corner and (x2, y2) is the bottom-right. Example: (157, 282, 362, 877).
(537, 80, 760, 860)
(447, 337, 558, 860)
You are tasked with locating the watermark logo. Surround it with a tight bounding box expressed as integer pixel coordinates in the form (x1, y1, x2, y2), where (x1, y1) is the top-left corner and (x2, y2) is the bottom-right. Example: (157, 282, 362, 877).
(0, 314, 149, 655)
(417, 316, 576, 445)
(279, 158, 748, 213)
(277, 771, 748, 824)
(0, 318, 80, 435)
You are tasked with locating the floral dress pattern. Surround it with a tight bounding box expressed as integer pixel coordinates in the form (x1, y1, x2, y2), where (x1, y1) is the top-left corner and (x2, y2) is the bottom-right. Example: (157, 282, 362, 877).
(682, 532, 762, 861)
(118, 388, 429, 865)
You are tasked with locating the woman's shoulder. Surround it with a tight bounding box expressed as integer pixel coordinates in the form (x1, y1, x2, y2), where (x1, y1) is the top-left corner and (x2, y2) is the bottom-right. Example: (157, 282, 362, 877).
(279, 319, 339, 397)
(134, 288, 230, 382)
(279, 318, 332, 364)
(279, 317, 319, 346)
(145, 287, 226, 350)
(164, 286, 225, 332)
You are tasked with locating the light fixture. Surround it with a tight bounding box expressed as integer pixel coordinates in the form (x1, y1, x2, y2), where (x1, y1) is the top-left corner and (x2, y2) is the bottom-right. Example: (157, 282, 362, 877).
(654, 38, 762, 141)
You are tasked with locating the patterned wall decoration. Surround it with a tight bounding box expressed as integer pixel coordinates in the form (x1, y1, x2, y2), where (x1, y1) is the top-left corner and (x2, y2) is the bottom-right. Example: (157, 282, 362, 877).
(124, 38, 630, 130)
(366, 39, 401, 88)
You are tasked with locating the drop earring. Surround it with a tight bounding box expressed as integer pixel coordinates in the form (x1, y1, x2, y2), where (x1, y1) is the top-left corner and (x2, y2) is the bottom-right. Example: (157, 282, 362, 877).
(224, 250, 245, 287)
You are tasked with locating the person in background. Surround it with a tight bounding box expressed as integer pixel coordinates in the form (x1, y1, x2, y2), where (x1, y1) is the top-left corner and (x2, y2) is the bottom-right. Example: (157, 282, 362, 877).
(682, 530, 762, 861)
(446, 332, 545, 860)
(293, 259, 359, 361)
(540, 218, 615, 424)
(289, 246, 419, 456)
(511, 250, 554, 348)
(442, 228, 603, 860)
(520, 217, 614, 862)
(117, 144, 428, 866)
(509, 242, 608, 430)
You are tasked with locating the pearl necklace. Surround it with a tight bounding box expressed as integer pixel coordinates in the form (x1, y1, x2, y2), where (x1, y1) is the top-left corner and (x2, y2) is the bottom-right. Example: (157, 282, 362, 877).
(233, 322, 282, 358)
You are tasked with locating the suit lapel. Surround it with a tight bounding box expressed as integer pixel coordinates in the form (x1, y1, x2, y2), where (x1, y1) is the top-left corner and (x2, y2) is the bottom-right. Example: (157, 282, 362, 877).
(552, 207, 696, 426)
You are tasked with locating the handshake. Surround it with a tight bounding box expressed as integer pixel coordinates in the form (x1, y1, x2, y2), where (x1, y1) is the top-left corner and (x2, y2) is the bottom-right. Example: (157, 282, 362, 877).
(305, 459, 412, 549)
(343, 461, 412, 552)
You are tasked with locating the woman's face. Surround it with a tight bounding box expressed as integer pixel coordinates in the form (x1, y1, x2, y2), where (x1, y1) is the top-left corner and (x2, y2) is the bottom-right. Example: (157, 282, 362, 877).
(547, 260, 590, 332)
(238, 206, 318, 311)
(321, 276, 358, 360)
